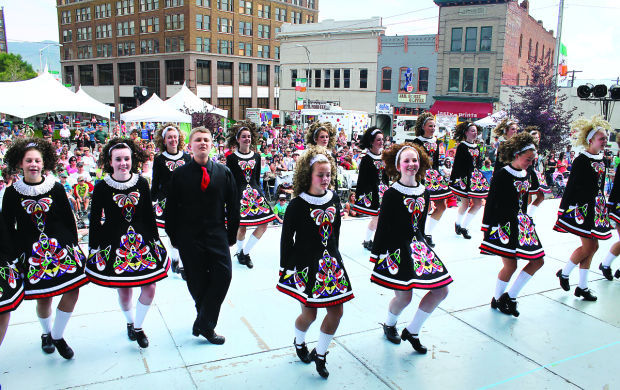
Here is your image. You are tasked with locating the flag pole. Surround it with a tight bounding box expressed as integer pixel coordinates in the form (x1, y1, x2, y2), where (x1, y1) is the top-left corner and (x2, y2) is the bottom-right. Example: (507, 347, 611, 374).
(552, 0, 565, 89)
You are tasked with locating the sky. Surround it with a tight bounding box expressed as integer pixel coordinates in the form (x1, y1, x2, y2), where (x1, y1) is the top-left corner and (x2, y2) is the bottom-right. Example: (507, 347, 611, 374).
(0, 0, 618, 83)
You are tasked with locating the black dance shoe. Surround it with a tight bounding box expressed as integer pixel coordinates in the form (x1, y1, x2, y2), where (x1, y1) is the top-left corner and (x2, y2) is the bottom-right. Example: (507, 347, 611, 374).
(556, 270, 570, 291)
(127, 323, 137, 341)
(401, 328, 427, 354)
(425, 235, 435, 248)
(134, 328, 149, 348)
(599, 263, 613, 281)
(309, 348, 329, 378)
(455, 223, 461, 235)
(52, 338, 74, 359)
(293, 338, 312, 363)
(41, 333, 55, 354)
(460, 227, 472, 239)
(490, 297, 498, 309)
(236, 251, 246, 265)
(362, 240, 373, 250)
(197, 328, 225, 344)
(192, 318, 200, 337)
(170, 259, 179, 273)
(382, 323, 401, 344)
(574, 287, 597, 301)
(498, 293, 520, 317)
(615, 269, 620, 279)
(244, 254, 254, 269)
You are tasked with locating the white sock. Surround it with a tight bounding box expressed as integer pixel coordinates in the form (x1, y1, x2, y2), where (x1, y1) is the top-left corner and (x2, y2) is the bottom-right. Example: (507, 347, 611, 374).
(294, 327, 307, 346)
(462, 210, 479, 229)
(38, 315, 52, 334)
(51, 309, 72, 340)
(507, 271, 532, 299)
(365, 227, 375, 241)
(494, 279, 509, 300)
(406, 309, 431, 335)
(455, 211, 465, 226)
(602, 251, 617, 267)
(562, 261, 577, 277)
(315, 331, 334, 355)
(134, 301, 151, 329)
(243, 234, 260, 255)
(236, 239, 244, 254)
(527, 204, 538, 217)
(578, 268, 589, 289)
(385, 310, 399, 327)
(426, 217, 439, 235)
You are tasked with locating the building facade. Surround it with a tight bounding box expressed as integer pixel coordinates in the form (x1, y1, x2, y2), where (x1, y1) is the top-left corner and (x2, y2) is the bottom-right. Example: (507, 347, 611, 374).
(277, 17, 385, 115)
(56, 0, 319, 120)
(0, 7, 7, 53)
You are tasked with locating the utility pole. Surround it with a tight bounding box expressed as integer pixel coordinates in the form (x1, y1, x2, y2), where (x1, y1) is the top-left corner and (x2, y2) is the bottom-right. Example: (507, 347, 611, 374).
(552, 0, 565, 89)
(568, 70, 582, 87)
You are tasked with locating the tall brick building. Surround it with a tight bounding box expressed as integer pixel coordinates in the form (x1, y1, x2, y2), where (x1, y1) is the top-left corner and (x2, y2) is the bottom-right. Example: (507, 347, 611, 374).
(56, 0, 318, 120)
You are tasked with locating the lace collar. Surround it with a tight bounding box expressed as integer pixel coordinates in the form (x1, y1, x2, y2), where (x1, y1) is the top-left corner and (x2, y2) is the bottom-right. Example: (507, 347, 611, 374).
(13, 175, 56, 197)
(416, 135, 437, 143)
(504, 165, 527, 178)
(235, 150, 255, 159)
(299, 190, 333, 205)
(162, 151, 184, 160)
(366, 150, 382, 159)
(462, 141, 477, 148)
(104, 174, 139, 190)
(392, 181, 425, 196)
(581, 150, 603, 160)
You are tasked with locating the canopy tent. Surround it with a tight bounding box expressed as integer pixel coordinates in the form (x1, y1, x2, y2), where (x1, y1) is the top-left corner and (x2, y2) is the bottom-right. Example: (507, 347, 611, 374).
(120, 94, 191, 123)
(165, 83, 228, 117)
(75, 88, 115, 118)
(474, 110, 509, 127)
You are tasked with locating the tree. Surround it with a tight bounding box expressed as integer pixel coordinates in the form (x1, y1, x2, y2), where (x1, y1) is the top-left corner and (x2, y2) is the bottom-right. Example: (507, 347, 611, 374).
(0, 53, 37, 82)
(508, 54, 577, 153)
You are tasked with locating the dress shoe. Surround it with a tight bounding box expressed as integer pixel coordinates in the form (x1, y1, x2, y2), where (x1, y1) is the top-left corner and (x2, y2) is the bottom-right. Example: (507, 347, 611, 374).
(425, 235, 435, 248)
(198, 328, 225, 344)
(574, 287, 597, 301)
(455, 223, 461, 235)
(599, 263, 613, 281)
(498, 293, 519, 317)
(293, 338, 312, 363)
(127, 323, 137, 341)
(134, 329, 149, 348)
(460, 227, 471, 239)
(41, 333, 55, 354)
(236, 251, 246, 265)
(382, 323, 401, 344)
(490, 297, 498, 309)
(401, 328, 427, 354)
(52, 338, 74, 359)
(556, 270, 570, 291)
(309, 348, 329, 378)
(244, 254, 254, 269)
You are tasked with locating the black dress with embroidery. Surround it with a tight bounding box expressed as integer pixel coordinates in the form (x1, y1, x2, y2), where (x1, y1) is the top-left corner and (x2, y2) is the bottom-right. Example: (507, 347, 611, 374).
(529, 156, 551, 194)
(352, 151, 389, 216)
(413, 136, 452, 200)
(480, 165, 544, 260)
(607, 166, 620, 223)
(1, 176, 87, 299)
(554, 152, 612, 239)
(226, 150, 276, 226)
(86, 174, 169, 287)
(0, 212, 24, 313)
(277, 191, 354, 307)
(449, 141, 489, 199)
(370, 182, 453, 290)
(151, 151, 191, 229)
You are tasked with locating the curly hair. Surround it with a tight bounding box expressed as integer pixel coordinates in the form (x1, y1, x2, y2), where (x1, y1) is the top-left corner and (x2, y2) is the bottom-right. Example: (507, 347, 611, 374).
(492, 118, 518, 137)
(99, 137, 147, 174)
(382, 143, 430, 183)
(572, 115, 611, 147)
(226, 121, 259, 150)
(498, 132, 538, 163)
(414, 112, 435, 136)
(359, 126, 383, 150)
(524, 125, 540, 137)
(304, 122, 336, 149)
(292, 146, 337, 197)
(153, 123, 185, 153)
(453, 121, 480, 142)
(3, 138, 58, 174)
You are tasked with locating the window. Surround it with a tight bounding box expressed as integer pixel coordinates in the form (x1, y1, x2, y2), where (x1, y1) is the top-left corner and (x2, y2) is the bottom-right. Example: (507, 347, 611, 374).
(343, 69, 350, 88)
(62, 30, 72, 43)
(448, 68, 459, 92)
(275, 65, 280, 87)
(292, 0, 301, 5)
(257, 4, 270, 18)
(118, 62, 136, 85)
(218, 39, 232, 54)
(535, 42, 539, 61)
(141, 17, 160, 33)
(314, 69, 321, 88)
(95, 24, 113, 39)
(518, 34, 523, 58)
(334, 69, 340, 88)
(257, 98, 268, 109)
(61, 11, 71, 24)
(116, 0, 135, 16)
(257, 64, 269, 86)
(465, 27, 477, 52)
(290, 11, 301, 24)
(258, 24, 270, 38)
(324, 69, 331, 88)
(166, 59, 184, 85)
(308, 0, 316, 9)
(306, 14, 314, 23)
(196, 0, 210, 6)
(165, 36, 184, 52)
(64, 66, 74, 85)
(196, 37, 211, 52)
(117, 41, 136, 56)
(462, 68, 474, 92)
(239, 0, 252, 14)
(98, 64, 113, 85)
(398, 67, 409, 92)
(140, 39, 159, 53)
(217, 0, 232, 11)
(239, 63, 251, 85)
(218, 17, 233, 33)
(95, 3, 112, 18)
(239, 21, 252, 36)
(477, 68, 489, 93)
(239, 98, 252, 118)
(77, 45, 93, 59)
(164, 0, 183, 6)
(516, 73, 520, 86)
(290, 69, 297, 87)
(275, 8, 286, 21)
(76, 7, 92, 22)
(451, 28, 462, 51)
(79, 65, 94, 86)
(117, 21, 135, 36)
(274, 46, 280, 59)
(218, 98, 232, 117)
(257, 45, 270, 58)
(381, 67, 392, 91)
(96, 44, 113, 57)
(196, 14, 210, 30)
(360, 68, 368, 88)
(238, 42, 251, 56)
(166, 14, 184, 30)
(217, 61, 232, 85)
(141, 61, 160, 96)
(77, 27, 92, 41)
(528, 38, 532, 59)
(480, 26, 492, 52)
(140, 0, 159, 11)
(197, 59, 211, 84)
(418, 68, 429, 92)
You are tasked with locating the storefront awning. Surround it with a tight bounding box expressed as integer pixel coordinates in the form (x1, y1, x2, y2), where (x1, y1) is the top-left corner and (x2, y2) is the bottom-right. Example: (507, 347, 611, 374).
(429, 100, 493, 119)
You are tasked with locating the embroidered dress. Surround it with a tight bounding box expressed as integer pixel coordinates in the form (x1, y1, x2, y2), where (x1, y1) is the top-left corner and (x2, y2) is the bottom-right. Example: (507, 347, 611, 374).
(480, 165, 544, 260)
(0, 213, 24, 313)
(352, 150, 389, 215)
(449, 141, 489, 199)
(554, 151, 612, 239)
(151, 151, 191, 229)
(1, 176, 87, 299)
(277, 191, 354, 307)
(413, 136, 452, 200)
(607, 167, 620, 223)
(529, 156, 551, 194)
(86, 174, 169, 287)
(226, 150, 276, 226)
(370, 182, 453, 290)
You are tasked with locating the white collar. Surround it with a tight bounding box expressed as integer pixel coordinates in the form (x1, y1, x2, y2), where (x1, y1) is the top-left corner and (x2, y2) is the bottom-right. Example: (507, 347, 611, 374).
(162, 150, 183, 160)
(299, 190, 333, 205)
(366, 150, 382, 159)
(392, 181, 425, 196)
(462, 141, 477, 148)
(417, 135, 436, 143)
(13, 175, 56, 197)
(235, 150, 255, 159)
(504, 165, 527, 178)
(104, 174, 139, 190)
(581, 150, 603, 160)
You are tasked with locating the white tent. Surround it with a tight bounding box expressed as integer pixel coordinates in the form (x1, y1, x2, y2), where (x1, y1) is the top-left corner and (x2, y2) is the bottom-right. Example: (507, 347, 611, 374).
(474, 110, 509, 127)
(120, 94, 191, 123)
(75, 88, 115, 118)
(165, 83, 228, 117)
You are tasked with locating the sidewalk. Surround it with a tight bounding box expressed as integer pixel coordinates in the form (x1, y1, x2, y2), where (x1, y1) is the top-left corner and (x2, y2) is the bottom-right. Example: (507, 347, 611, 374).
(1, 199, 618, 389)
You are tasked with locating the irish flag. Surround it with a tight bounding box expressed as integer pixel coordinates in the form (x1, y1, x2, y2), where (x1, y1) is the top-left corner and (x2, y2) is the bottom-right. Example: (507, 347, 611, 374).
(295, 78, 307, 92)
(558, 43, 568, 85)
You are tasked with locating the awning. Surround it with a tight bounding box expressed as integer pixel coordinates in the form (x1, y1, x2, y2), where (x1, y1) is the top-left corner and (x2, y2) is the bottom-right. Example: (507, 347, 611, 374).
(429, 100, 493, 119)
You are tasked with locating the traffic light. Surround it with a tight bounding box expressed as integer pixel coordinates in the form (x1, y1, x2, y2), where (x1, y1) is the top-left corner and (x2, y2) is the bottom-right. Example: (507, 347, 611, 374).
(610, 85, 620, 100)
(133, 86, 151, 102)
(577, 83, 594, 98)
(592, 84, 608, 98)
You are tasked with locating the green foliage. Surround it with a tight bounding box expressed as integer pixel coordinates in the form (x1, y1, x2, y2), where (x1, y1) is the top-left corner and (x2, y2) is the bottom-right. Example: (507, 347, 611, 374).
(0, 53, 38, 82)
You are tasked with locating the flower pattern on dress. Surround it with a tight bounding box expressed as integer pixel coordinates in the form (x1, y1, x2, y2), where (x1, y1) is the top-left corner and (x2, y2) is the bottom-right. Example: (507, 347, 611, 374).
(239, 159, 256, 183)
(357, 193, 372, 208)
(88, 245, 111, 271)
(312, 250, 349, 298)
(310, 206, 337, 247)
(425, 169, 449, 191)
(566, 204, 587, 225)
(240, 185, 271, 218)
(454, 177, 467, 190)
(404, 196, 425, 230)
(376, 249, 401, 275)
(423, 142, 437, 158)
(489, 223, 511, 244)
(594, 193, 610, 228)
(0, 261, 20, 291)
(113, 226, 158, 274)
(26, 233, 83, 284)
(112, 191, 140, 222)
(165, 159, 186, 171)
(21, 197, 53, 233)
(281, 266, 309, 292)
(410, 241, 444, 276)
(153, 199, 166, 217)
(471, 169, 490, 191)
(517, 213, 539, 246)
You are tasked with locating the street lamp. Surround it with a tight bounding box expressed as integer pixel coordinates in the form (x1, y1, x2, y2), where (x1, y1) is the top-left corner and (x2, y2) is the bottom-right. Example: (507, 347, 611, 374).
(39, 43, 63, 74)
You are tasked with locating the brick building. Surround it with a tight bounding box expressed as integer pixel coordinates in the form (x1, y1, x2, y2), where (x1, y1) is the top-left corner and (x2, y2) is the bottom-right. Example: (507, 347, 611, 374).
(0, 7, 7, 53)
(56, 0, 318, 120)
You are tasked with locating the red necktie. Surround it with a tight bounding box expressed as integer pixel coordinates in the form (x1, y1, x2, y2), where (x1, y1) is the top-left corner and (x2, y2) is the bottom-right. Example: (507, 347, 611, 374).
(201, 166, 210, 191)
